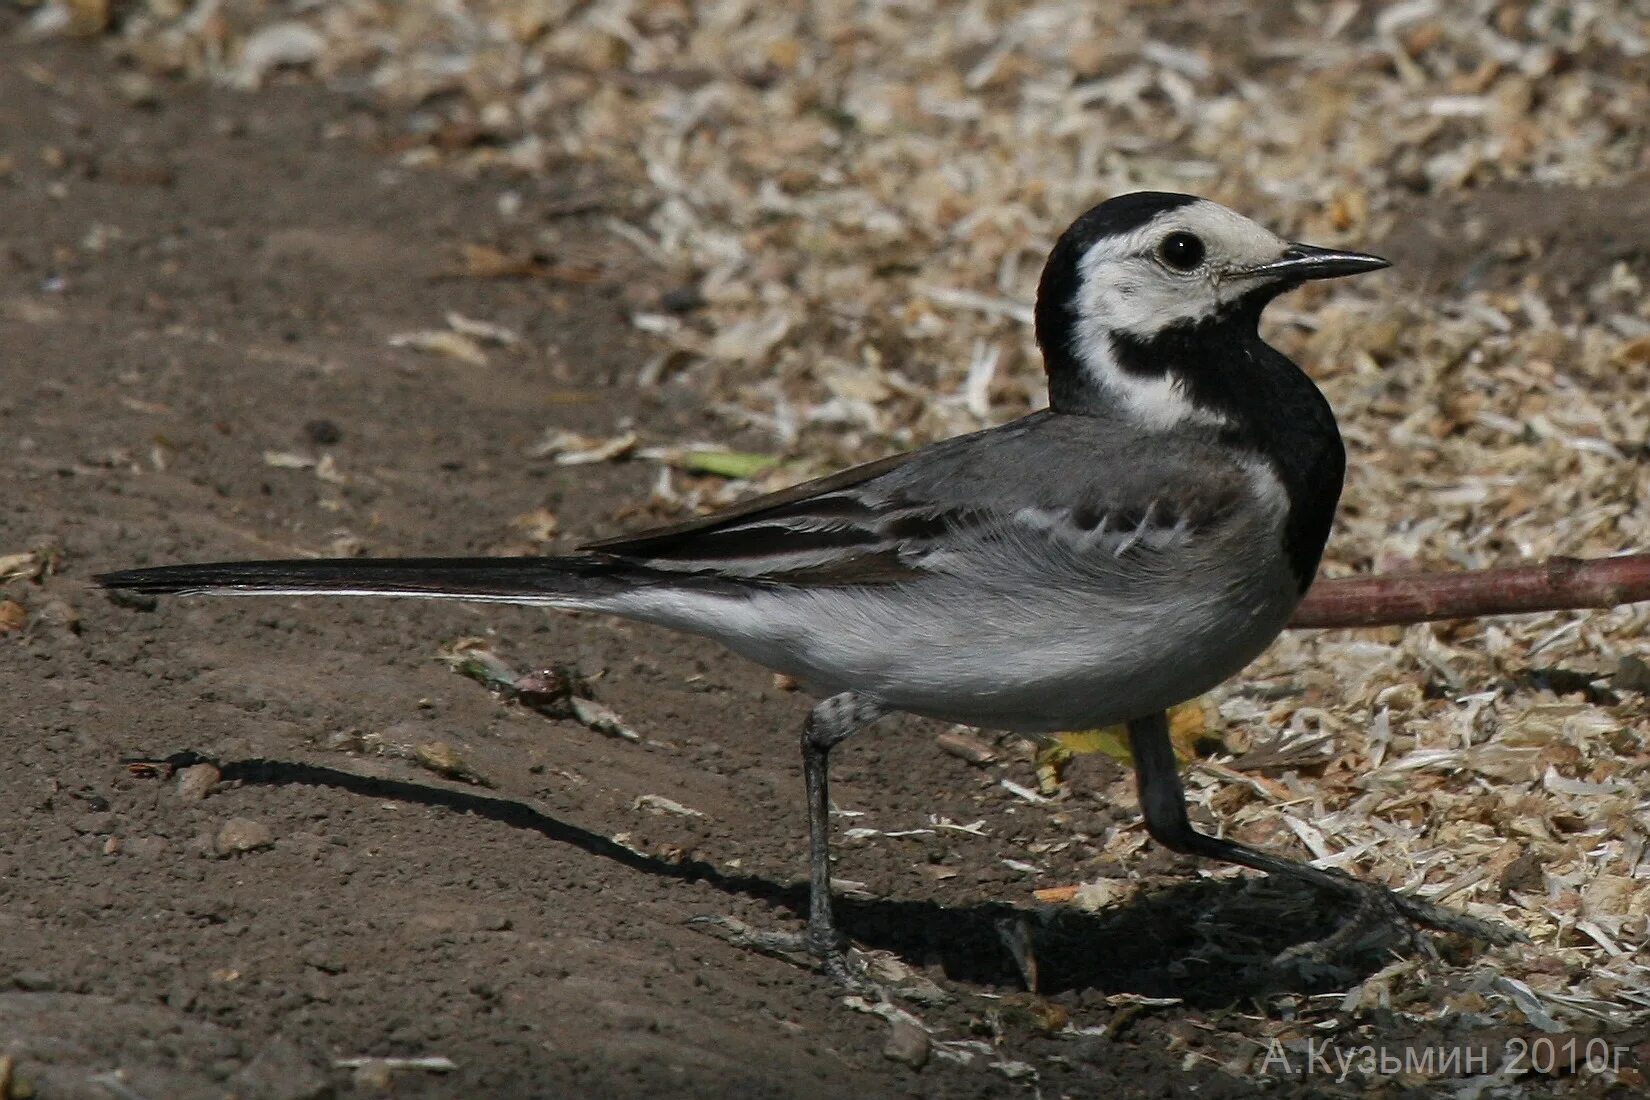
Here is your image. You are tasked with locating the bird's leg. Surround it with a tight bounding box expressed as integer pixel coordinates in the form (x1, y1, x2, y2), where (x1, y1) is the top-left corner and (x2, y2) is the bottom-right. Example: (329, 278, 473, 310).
(1125, 711, 1523, 949)
(800, 692, 887, 965)
(691, 692, 888, 987)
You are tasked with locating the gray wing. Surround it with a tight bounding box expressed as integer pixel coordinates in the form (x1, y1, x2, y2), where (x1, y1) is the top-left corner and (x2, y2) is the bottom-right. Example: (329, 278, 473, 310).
(582, 410, 1256, 587)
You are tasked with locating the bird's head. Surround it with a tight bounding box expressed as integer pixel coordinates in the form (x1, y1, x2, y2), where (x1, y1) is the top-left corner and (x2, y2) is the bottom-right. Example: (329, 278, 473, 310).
(1034, 192, 1388, 426)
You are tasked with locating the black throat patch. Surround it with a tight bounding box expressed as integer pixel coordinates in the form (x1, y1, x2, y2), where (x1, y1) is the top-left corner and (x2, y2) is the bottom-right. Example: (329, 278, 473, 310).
(1107, 300, 1346, 592)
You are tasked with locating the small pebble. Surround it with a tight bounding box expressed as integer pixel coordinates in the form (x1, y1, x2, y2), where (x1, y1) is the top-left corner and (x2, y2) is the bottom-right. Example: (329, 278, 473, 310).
(882, 1017, 930, 1069)
(12, 971, 55, 992)
(175, 763, 220, 802)
(215, 817, 273, 857)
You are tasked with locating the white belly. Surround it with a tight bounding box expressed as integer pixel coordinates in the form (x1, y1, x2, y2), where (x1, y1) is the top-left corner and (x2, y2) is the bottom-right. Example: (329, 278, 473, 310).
(610, 550, 1301, 733)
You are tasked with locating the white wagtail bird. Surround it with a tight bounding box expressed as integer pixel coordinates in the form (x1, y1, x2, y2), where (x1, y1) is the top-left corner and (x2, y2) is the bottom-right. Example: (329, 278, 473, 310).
(100, 192, 1515, 983)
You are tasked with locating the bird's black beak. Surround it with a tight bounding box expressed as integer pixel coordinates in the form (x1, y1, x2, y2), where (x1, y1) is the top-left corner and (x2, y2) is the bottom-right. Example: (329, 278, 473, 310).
(1244, 243, 1390, 282)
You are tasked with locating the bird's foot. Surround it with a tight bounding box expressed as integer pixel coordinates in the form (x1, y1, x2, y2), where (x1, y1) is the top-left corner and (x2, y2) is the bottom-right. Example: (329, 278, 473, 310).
(1268, 879, 1428, 977)
(690, 915, 953, 1004)
(1383, 885, 1527, 946)
(1270, 873, 1525, 976)
(689, 915, 876, 992)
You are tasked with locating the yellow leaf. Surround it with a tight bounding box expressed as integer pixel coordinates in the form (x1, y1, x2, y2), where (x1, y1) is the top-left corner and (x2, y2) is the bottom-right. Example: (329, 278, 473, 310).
(1049, 698, 1221, 771)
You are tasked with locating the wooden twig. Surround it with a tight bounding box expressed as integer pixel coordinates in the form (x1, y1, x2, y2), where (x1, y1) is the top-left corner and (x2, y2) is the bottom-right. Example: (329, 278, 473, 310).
(1290, 552, 1650, 629)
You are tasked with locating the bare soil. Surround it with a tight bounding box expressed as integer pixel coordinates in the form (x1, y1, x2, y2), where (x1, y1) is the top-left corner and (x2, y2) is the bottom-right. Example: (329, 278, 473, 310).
(2, 34, 1643, 1100)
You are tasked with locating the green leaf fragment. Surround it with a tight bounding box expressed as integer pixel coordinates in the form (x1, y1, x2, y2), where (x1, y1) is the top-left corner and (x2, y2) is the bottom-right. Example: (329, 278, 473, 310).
(669, 450, 782, 478)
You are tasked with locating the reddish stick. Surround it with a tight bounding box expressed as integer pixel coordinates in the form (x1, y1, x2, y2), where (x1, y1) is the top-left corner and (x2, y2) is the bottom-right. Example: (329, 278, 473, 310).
(1290, 553, 1650, 630)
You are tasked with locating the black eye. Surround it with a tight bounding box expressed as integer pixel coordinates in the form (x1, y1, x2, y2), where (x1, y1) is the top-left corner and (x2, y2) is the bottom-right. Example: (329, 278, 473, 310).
(1158, 231, 1206, 272)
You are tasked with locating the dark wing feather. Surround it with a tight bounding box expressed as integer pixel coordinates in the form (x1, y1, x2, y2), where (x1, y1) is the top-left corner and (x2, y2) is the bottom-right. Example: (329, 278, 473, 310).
(579, 449, 929, 585)
(581, 450, 911, 555)
(580, 412, 1257, 589)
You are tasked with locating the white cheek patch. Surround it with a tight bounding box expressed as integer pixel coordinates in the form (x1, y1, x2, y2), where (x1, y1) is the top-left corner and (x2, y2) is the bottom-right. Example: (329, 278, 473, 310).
(1075, 235, 1221, 339)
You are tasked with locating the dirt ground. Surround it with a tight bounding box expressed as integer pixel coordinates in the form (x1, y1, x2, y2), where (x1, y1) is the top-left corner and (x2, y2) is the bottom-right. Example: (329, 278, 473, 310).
(1, 30, 1644, 1100)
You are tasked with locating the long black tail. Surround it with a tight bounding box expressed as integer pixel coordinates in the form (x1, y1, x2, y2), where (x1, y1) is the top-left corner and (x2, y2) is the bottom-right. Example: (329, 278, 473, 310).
(96, 554, 643, 605)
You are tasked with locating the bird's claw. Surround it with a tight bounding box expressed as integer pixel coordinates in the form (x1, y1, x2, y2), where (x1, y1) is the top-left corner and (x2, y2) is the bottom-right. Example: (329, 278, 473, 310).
(1386, 887, 1528, 946)
(689, 914, 879, 993)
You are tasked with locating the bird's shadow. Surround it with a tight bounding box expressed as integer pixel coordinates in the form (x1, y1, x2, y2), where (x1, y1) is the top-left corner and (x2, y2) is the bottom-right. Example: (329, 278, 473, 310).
(149, 752, 1424, 1007)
